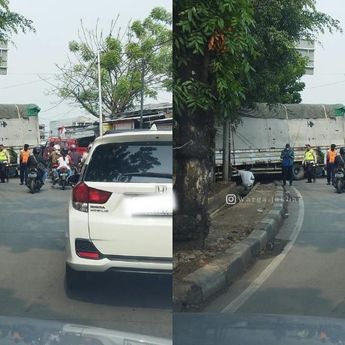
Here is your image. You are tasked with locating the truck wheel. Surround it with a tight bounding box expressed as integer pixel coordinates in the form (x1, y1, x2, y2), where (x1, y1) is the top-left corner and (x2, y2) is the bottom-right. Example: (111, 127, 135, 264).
(293, 165, 305, 180)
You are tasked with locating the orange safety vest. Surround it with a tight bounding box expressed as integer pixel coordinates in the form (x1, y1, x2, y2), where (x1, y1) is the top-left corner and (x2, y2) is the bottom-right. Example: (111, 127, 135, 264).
(328, 149, 337, 164)
(20, 149, 30, 164)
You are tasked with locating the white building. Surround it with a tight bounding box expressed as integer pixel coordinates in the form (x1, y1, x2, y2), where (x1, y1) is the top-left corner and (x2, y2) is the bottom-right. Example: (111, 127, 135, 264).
(297, 39, 315, 75)
(0, 41, 8, 75)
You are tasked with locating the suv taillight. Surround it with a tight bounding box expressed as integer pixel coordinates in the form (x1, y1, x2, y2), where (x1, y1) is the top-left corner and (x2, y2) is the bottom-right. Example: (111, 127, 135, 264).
(72, 182, 112, 212)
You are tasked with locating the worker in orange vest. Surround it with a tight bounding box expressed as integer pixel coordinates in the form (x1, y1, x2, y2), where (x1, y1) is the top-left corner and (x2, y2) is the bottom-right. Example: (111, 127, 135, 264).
(325, 144, 337, 185)
(19, 144, 31, 185)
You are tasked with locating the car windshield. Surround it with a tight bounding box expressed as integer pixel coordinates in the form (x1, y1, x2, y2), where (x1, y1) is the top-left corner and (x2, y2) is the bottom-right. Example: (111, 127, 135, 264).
(84, 141, 172, 183)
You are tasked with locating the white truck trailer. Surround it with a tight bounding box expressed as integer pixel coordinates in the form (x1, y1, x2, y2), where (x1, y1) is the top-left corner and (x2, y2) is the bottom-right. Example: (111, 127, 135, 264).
(215, 103, 345, 180)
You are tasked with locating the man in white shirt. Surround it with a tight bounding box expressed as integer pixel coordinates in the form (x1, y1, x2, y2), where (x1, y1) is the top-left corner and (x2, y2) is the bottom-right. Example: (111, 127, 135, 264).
(235, 168, 255, 190)
(54, 148, 72, 181)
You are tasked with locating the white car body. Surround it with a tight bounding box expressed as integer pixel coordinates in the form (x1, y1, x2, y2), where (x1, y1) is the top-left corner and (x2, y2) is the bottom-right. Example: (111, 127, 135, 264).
(65, 130, 172, 279)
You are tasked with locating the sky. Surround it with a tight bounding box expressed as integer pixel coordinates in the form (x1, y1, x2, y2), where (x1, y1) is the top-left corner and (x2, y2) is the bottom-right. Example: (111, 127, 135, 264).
(1, 0, 344, 133)
(0, 0, 172, 131)
(301, 0, 345, 104)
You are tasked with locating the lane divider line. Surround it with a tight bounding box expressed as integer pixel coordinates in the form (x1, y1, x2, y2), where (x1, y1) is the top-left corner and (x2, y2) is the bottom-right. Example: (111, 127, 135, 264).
(221, 187, 304, 313)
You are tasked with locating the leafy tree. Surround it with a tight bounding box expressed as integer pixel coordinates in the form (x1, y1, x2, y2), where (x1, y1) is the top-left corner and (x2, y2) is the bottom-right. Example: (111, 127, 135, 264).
(245, 0, 341, 105)
(55, 7, 172, 117)
(0, 0, 34, 42)
(174, 0, 256, 248)
(174, 0, 341, 249)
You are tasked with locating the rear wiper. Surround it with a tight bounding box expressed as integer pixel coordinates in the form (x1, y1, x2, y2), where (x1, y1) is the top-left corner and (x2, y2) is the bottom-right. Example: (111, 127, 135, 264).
(122, 172, 172, 178)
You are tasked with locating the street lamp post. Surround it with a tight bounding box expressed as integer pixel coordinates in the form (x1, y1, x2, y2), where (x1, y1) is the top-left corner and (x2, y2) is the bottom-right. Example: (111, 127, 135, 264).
(97, 50, 103, 137)
(140, 58, 145, 129)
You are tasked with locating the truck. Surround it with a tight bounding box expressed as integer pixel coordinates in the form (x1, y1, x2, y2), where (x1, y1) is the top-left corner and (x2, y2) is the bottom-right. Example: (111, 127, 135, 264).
(0, 104, 41, 176)
(215, 103, 345, 180)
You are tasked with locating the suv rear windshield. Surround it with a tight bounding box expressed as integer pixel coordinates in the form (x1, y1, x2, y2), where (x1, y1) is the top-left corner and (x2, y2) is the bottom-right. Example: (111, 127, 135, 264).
(84, 141, 172, 183)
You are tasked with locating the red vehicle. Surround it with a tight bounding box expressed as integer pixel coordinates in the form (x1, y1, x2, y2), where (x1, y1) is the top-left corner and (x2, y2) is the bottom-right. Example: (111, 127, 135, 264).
(43, 136, 94, 161)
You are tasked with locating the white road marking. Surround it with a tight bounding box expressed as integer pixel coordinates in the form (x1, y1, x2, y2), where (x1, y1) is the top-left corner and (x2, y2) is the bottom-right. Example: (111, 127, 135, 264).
(221, 187, 304, 313)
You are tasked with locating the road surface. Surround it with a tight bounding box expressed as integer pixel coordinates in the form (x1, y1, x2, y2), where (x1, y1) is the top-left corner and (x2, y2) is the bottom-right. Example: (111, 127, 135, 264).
(205, 178, 345, 319)
(0, 179, 171, 338)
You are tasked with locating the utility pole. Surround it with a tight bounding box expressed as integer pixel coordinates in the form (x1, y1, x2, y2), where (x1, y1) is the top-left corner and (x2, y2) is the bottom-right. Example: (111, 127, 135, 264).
(140, 58, 145, 129)
(223, 116, 230, 181)
(97, 50, 103, 137)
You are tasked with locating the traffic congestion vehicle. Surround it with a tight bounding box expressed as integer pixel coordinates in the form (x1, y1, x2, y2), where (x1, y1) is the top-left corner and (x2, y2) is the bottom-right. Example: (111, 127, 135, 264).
(65, 129, 173, 289)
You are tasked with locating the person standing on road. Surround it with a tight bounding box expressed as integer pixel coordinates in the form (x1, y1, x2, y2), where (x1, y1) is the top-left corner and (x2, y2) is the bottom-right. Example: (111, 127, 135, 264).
(0, 144, 10, 183)
(325, 144, 337, 185)
(303, 144, 317, 183)
(19, 144, 31, 185)
(280, 144, 294, 186)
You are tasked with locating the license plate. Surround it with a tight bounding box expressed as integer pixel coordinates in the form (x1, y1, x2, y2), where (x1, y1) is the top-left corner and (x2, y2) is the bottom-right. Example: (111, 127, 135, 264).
(60, 173, 67, 177)
(28, 173, 37, 178)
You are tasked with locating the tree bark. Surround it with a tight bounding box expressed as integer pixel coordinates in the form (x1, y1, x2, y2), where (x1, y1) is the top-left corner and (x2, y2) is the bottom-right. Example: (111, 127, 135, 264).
(174, 108, 216, 249)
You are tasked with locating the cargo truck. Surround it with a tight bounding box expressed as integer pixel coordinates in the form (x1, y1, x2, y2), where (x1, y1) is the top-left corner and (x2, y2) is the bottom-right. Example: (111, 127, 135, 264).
(0, 104, 41, 176)
(215, 103, 345, 180)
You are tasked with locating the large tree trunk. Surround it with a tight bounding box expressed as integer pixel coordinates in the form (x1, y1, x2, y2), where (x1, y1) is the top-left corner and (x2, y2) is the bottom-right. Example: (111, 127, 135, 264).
(174, 108, 216, 249)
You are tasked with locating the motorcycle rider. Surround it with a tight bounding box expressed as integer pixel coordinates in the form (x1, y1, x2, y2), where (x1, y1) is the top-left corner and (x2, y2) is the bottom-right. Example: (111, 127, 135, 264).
(50, 144, 61, 166)
(27, 147, 48, 185)
(335, 147, 345, 169)
(0, 144, 10, 183)
(54, 148, 72, 181)
(68, 144, 81, 172)
(81, 143, 92, 165)
(303, 144, 317, 183)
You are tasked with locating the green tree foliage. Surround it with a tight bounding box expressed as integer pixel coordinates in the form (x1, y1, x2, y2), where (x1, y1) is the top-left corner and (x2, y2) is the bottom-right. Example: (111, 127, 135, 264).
(174, 0, 341, 248)
(0, 0, 34, 42)
(55, 8, 172, 117)
(245, 0, 342, 104)
(174, 0, 256, 247)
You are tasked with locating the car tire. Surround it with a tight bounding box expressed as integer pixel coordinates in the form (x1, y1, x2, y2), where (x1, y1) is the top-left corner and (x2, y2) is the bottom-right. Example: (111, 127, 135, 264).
(65, 264, 84, 290)
(293, 165, 305, 180)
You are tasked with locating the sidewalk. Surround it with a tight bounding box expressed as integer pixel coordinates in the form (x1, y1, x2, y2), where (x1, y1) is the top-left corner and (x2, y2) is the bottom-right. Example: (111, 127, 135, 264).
(174, 182, 286, 311)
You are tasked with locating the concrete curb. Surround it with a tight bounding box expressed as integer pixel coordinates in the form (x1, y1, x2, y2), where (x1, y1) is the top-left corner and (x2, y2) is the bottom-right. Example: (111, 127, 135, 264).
(173, 185, 287, 311)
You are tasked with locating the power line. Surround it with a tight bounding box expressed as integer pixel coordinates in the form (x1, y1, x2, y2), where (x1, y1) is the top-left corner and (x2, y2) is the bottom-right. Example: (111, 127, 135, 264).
(0, 77, 52, 89)
(305, 79, 345, 89)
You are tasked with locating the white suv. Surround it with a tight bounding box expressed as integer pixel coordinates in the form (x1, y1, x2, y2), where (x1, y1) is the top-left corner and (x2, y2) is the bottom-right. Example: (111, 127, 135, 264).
(65, 130, 172, 289)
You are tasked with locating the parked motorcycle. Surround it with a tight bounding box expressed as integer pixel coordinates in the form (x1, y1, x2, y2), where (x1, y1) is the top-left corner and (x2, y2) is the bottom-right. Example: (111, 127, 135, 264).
(0, 161, 9, 183)
(333, 166, 345, 193)
(26, 167, 42, 193)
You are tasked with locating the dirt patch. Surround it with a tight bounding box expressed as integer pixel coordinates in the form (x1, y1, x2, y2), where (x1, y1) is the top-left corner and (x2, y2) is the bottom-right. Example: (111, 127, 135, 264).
(208, 182, 231, 198)
(174, 182, 278, 281)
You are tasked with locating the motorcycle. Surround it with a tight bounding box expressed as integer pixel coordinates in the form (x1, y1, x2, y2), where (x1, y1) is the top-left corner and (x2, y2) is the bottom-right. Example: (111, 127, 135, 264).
(26, 167, 42, 193)
(333, 166, 345, 193)
(0, 161, 9, 183)
(54, 166, 69, 190)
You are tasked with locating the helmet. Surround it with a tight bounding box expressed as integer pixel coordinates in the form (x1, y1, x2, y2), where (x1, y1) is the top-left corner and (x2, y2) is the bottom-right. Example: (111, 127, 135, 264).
(54, 144, 60, 151)
(70, 144, 76, 150)
(33, 147, 41, 155)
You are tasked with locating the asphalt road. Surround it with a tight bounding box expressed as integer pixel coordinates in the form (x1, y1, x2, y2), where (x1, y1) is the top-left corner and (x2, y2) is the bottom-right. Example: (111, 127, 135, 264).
(0, 179, 172, 338)
(205, 178, 345, 319)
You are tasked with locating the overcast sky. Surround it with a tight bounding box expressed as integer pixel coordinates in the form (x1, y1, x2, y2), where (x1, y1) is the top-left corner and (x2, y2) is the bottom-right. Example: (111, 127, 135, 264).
(301, 0, 345, 104)
(1, 0, 343, 131)
(0, 0, 172, 130)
